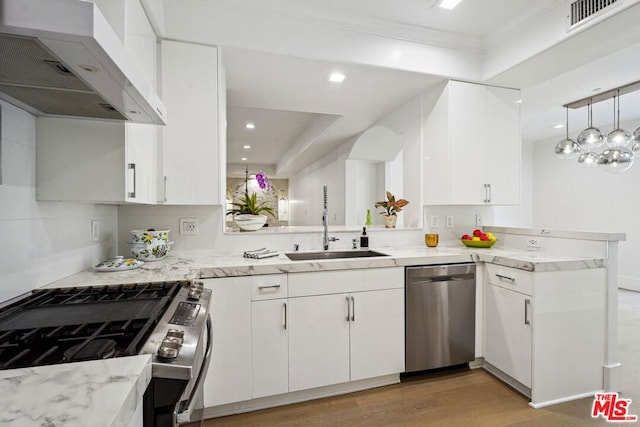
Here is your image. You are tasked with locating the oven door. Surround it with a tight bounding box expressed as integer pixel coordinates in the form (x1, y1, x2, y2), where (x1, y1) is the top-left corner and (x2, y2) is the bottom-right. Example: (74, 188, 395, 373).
(175, 314, 213, 426)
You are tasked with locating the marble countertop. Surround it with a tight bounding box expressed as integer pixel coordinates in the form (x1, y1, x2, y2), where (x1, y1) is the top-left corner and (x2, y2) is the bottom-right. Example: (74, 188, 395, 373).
(44, 245, 606, 289)
(7, 244, 606, 425)
(0, 355, 151, 427)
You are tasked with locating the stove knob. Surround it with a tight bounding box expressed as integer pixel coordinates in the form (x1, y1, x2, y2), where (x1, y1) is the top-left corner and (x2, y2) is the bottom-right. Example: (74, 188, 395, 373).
(188, 281, 204, 300)
(157, 338, 181, 360)
(165, 329, 185, 345)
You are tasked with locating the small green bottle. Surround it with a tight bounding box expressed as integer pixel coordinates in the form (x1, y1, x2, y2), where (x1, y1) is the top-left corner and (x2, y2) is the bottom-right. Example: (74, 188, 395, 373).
(365, 209, 372, 226)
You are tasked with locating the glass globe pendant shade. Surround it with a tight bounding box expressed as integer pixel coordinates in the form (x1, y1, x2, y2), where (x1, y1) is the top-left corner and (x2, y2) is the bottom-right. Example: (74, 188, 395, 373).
(555, 138, 581, 159)
(577, 127, 605, 149)
(596, 146, 634, 173)
(577, 151, 599, 167)
(606, 128, 632, 147)
(631, 127, 640, 153)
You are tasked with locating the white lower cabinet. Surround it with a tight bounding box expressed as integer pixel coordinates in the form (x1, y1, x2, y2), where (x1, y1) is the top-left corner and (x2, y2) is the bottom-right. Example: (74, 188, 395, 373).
(484, 283, 532, 387)
(482, 263, 606, 407)
(350, 288, 405, 381)
(288, 294, 351, 391)
(251, 298, 289, 398)
(288, 268, 405, 392)
(202, 277, 252, 407)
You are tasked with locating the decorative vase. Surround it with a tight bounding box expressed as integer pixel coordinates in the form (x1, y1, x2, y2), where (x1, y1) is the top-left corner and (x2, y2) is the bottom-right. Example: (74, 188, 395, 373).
(234, 214, 268, 231)
(383, 214, 397, 228)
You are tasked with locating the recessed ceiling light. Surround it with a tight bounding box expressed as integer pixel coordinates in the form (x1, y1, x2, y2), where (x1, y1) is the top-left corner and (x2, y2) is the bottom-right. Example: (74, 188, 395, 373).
(553, 124, 565, 129)
(438, 0, 463, 10)
(241, 157, 247, 161)
(329, 72, 346, 83)
(245, 123, 255, 130)
(243, 145, 251, 149)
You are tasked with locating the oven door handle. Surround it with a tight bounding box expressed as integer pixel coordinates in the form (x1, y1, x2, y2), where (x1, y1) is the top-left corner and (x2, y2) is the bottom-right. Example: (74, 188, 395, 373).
(175, 314, 213, 425)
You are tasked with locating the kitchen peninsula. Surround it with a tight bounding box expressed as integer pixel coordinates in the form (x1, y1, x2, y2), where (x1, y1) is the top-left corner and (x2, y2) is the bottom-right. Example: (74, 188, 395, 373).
(35, 226, 623, 420)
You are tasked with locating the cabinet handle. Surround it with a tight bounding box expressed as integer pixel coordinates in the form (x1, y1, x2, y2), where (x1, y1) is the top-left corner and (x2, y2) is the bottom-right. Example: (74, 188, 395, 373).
(487, 183, 492, 203)
(346, 296, 351, 322)
(163, 176, 168, 202)
(283, 302, 287, 330)
(351, 296, 355, 322)
(483, 184, 488, 203)
(258, 284, 281, 290)
(127, 163, 136, 198)
(495, 274, 515, 282)
(524, 298, 531, 325)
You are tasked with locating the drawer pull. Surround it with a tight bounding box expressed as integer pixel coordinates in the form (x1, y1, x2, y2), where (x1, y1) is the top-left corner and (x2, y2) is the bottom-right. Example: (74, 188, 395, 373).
(258, 284, 281, 290)
(495, 274, 515, 282)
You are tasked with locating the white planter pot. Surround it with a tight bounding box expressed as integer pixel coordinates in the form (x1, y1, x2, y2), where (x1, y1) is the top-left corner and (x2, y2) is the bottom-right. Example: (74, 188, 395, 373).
(234, 214, 268, 231)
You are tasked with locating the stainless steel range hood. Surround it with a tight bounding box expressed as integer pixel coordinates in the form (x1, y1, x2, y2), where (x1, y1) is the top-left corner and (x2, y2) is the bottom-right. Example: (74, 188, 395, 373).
(0, 0, 166, 125)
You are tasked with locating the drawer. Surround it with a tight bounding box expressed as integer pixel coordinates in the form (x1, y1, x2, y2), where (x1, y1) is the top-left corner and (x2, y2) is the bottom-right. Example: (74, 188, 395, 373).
(485, 264, 532, 296)
(250, 274, 288, 301)
(288, 267, 403, 298)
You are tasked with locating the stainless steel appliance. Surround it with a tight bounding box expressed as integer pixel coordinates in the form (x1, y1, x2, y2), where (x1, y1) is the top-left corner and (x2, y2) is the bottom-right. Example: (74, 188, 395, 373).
(0, 280, 211, 427)
(405, 264, 476, 372)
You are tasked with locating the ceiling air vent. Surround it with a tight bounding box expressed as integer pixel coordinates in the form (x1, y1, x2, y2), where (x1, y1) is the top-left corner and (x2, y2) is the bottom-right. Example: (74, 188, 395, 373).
(568, 0, 619, 28)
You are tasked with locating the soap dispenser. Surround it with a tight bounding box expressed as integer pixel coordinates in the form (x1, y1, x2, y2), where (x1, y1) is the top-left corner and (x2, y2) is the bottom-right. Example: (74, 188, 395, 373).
(360, 227, 369, 248)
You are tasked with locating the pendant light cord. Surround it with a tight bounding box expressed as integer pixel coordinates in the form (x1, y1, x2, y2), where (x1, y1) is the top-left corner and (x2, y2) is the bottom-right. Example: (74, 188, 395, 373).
(565, 106, 570, 139)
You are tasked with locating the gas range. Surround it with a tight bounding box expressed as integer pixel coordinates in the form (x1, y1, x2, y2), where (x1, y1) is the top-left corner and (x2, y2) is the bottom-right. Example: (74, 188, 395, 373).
(0, 280, 212, 426)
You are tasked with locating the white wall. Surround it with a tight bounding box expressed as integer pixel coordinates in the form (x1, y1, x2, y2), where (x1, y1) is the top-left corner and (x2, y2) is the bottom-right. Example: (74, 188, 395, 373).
(289, 151, 347, 227)
(531, 129, 640, 290)
(0, 101, 117, 301)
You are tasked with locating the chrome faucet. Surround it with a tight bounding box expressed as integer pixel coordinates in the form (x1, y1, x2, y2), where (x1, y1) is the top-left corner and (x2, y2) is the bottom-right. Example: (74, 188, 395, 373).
(322, 185, 338, 250)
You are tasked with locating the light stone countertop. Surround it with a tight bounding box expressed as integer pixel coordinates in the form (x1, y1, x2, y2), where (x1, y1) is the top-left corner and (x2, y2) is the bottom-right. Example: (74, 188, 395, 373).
(9, 245, 606, 425)
(0, 355, 151, 427)
(44, 245, 606, 289)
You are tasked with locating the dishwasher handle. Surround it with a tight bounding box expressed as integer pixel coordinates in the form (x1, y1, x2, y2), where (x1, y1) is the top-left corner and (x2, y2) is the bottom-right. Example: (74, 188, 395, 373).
(416, 273, 475, 283)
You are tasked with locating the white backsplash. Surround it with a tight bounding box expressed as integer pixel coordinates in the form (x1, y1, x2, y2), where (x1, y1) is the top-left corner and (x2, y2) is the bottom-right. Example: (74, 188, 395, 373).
(0, 101, 117, 301)
(118, 204, 425, 255)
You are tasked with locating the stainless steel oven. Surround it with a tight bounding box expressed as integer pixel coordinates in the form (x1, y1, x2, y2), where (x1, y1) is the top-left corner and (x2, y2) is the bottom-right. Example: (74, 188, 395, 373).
(0, 280, 212, 427)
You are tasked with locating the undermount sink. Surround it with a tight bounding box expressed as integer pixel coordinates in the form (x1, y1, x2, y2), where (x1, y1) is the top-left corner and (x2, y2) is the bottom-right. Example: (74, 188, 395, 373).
(285, 250, 389, 261)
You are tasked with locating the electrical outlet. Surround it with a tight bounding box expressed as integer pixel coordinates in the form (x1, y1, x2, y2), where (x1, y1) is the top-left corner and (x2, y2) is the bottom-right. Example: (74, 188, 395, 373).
(430, 215, 439, 228)
(90, 220, 99, 242)
(179, 218, 199, 235)
(445, 216, 453, 228)
(527, 238, 541, 249)
(475, 214, 482, 227)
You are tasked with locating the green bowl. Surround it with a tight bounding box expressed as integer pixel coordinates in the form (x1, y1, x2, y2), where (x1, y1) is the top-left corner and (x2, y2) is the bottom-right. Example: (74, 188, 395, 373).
(460, 239, 497, 248)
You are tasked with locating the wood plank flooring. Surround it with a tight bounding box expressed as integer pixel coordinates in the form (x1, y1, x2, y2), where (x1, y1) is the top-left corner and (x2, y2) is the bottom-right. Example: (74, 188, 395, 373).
(205, 290, 640, 427)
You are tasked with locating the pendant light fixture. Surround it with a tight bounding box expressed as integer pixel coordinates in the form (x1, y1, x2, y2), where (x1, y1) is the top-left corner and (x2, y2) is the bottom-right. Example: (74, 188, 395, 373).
(554, 107, 581, 159)
(556, 81, 638, 173)
(606, 91, 631, 147)
(576, 99, 604, 150)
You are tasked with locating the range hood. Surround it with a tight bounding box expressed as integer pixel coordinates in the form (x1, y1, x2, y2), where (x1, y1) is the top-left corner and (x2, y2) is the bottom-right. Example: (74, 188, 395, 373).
(0, 0, 166, 125)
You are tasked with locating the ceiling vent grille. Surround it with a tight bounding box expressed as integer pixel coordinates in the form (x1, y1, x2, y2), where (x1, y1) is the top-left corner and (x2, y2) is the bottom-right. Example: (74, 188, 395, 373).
(569, 0, 619, 27)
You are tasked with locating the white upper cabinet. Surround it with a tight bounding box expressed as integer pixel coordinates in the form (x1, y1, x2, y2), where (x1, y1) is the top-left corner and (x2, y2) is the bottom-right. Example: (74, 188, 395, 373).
(423, 80, 521, 205)
(35, 0, 160, 204)
(160, 40, 226, 205)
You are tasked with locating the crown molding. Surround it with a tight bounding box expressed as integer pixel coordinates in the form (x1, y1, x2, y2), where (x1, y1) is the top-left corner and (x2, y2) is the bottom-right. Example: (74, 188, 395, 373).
(183, 0, 485, 53)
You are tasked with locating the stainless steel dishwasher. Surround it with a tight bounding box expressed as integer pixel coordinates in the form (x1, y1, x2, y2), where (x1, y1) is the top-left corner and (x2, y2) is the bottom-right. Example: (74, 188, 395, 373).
(405, 263, 476, 372)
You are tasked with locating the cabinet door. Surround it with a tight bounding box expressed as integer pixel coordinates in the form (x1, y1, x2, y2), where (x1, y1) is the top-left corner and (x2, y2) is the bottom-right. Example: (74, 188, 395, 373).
(251, 299, 288, 398)
(486, 86, 520, 205)
(288, 294, 350, 392)
(484, 284, 531, 387)
(350, 289, 405, 381)
(449, 81, 487, 205)
(161, 40, 220, 205)
(202, 277, 252, 407)
(126, 123, 158, 204)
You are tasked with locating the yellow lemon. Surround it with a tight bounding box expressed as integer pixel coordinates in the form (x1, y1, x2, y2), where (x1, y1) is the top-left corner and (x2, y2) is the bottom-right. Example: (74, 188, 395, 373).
(471, 236, 481, 241)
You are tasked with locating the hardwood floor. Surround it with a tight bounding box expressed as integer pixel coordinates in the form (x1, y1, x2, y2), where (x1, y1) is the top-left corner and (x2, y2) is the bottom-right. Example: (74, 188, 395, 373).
(205, 290, 640, 427)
